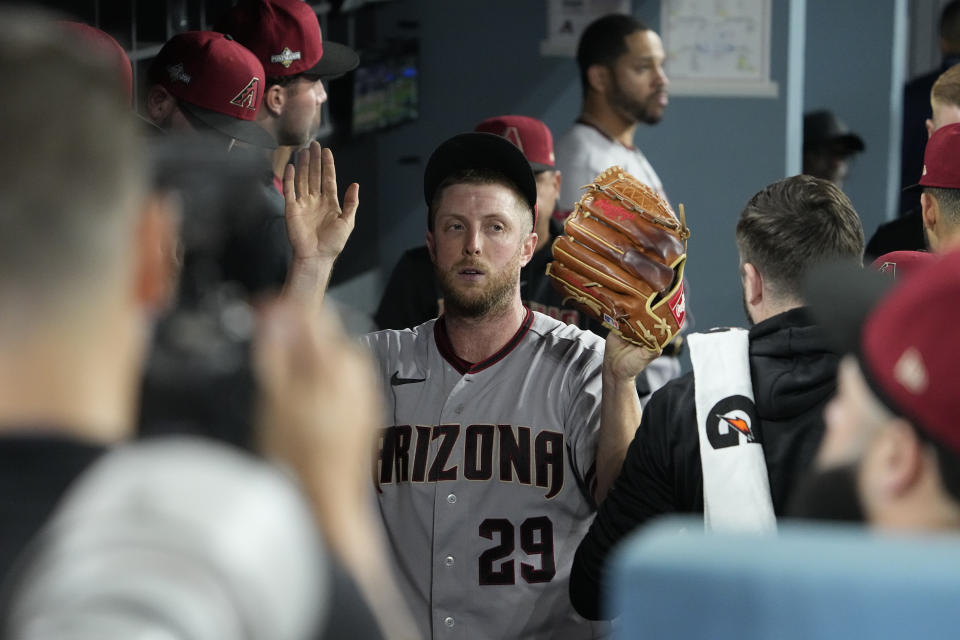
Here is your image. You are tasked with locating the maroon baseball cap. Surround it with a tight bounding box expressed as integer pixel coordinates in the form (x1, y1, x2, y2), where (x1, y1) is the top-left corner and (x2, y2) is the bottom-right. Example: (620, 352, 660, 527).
(217, 0, 359, 80)
(149, 31, 276, 149)
(474, 115, 556, 173)
(909, 122, 960, 190)
(808, 250, 960, 455)
(59, 22, 133, 105)
(870, 250, 936, 280)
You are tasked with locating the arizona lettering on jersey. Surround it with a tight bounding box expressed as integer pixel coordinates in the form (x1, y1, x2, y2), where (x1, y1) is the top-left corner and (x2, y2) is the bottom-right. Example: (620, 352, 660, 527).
(377, 423, 564, 499)
(360, 310, 608, 640)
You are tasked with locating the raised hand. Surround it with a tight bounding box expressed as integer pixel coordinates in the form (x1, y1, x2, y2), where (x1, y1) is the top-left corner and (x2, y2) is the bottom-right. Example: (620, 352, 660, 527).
(282, 141, 359, 310)
(254, 299, 419, 639)
(283, 141, 359, 262)
(254, 299, 378, 502)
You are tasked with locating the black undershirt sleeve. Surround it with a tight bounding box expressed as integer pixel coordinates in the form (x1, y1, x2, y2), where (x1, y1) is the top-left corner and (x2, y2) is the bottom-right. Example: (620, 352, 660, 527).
(569, 389, 680, 620)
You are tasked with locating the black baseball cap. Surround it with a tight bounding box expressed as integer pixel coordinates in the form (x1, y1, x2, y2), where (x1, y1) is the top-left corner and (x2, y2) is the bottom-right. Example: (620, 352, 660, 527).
(423, 132, 538, 224)
(804, 110, 865, 155)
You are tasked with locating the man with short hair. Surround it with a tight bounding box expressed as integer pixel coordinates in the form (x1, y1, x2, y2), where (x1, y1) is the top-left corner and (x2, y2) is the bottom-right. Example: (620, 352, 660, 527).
(926, 63, 960, 134)
(912, 123, 960, 252)
(217, 0, 358, 187)
(570, 175, 865, 620)
(556, 14, 669, 210)
(215, 0, 358, 287)
(556, 14, 684, 398)
(294, 130, 656, 638)
(375, 115, 586, 330)
(868, 64, 960, 258)
(144, 30, 277, 149)
(798, 249, 960, 532)
(900, 0, 960, 213)
(0, 10, 179, 582)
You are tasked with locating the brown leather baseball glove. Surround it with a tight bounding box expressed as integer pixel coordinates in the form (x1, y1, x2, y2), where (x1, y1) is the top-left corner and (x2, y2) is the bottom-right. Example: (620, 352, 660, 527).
(546, 166, 690, 352)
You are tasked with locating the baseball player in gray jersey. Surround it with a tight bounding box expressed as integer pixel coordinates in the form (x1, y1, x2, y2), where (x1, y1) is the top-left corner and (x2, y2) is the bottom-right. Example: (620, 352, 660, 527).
(283, 134, 656, 639)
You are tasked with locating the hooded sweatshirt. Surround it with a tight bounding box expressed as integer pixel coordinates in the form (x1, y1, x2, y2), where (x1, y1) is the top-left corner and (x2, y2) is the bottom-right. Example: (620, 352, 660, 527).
(569, 307, 839, 620)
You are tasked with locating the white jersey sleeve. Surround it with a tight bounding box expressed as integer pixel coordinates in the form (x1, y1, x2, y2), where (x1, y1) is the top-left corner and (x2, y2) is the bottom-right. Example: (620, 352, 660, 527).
(556, 122, 666, 210)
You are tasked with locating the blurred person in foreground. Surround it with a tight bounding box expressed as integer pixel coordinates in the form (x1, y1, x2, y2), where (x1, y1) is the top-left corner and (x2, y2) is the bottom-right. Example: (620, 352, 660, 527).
(791, 249, 960, 532)
(0, 9, 411, 638)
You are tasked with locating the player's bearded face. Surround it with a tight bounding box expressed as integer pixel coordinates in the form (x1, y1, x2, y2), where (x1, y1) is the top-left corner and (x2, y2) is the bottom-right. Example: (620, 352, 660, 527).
(435, 244, 524, 319)
(607, 30, 668, 126)
(430, 183, 532, 319)
(277, 77, 327, 146)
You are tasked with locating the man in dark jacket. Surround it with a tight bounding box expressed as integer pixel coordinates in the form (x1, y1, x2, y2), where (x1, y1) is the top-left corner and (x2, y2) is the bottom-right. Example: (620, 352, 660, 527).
(569, 175, 865, 620)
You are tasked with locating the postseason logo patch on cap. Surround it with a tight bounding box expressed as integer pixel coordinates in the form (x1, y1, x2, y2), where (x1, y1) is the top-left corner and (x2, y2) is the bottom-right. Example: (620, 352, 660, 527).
(270, 46, 302, 68)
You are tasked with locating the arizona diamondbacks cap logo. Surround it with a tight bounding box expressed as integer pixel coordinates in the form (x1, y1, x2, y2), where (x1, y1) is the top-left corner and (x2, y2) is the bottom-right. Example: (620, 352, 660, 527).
(230, 77, 260, 111)
(706, 394, 759, 449)
(878, 261, 896, 276)
(271, 47, 302, 68)
(502, 126, 524, 152)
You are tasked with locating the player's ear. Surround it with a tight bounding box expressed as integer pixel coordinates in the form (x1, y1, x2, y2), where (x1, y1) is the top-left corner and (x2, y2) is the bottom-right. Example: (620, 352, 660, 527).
(921, 192, 938, 237)
(874, 420, 924, 498)
(553, 170, 563, 192)
(146, 85, 175, 125)
(134, 190, 181, 314)
(926, 117, 935, 139)
(741, 262, 763, 307)
(586, 64, 610, 94)
(520, 231, 537, 267)
(263, 83, 286, 118)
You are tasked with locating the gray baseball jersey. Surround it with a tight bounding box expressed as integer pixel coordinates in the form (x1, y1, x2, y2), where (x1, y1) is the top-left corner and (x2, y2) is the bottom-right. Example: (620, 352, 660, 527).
(360, 309, 609, 640)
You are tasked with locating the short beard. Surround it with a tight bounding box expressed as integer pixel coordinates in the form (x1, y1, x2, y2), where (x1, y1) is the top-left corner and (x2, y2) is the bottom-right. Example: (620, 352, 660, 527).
(609, 81, 663, 126)
(435, 256, 521, 320)
(276, 121, 311, 148)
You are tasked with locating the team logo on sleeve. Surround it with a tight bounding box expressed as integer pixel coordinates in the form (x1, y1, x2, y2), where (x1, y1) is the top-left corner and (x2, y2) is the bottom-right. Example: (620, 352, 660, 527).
(706, 395, 760, 449)
(230, 77, 260, 111)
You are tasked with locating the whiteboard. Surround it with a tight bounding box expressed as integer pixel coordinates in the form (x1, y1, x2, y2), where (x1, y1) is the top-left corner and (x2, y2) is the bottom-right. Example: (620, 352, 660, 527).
(661, 0, 778, 97)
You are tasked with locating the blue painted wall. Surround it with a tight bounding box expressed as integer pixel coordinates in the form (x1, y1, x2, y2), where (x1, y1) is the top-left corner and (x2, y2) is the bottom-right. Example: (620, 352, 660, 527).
(804, 0, 907, 238)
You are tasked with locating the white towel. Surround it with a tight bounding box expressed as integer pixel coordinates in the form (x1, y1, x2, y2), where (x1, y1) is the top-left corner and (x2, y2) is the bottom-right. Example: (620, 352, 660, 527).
(689, 329, 776, 533)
